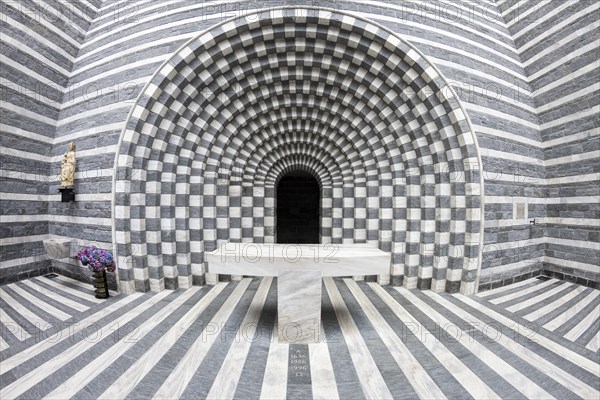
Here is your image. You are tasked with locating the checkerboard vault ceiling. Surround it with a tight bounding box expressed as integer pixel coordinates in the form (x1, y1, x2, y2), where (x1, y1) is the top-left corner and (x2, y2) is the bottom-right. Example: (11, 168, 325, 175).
(114, 7, 484, 295)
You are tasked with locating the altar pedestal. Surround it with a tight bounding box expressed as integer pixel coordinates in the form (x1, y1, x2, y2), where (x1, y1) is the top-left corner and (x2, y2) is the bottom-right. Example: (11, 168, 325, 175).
(277, 270, 321, 343)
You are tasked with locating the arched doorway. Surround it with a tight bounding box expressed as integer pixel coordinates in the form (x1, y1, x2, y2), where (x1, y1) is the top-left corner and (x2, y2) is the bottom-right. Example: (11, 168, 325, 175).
(276, 171, 320, 244)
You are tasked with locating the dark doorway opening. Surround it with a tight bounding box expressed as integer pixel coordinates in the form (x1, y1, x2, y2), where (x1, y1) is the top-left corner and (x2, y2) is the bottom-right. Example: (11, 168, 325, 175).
(276, 171, 320, 244)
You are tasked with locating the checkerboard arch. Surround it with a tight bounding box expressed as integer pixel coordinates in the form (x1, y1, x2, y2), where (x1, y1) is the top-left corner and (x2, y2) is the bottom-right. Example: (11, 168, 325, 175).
(196, 95, 397, 182)
(156, 27, 460, 177)
(228, 123, 368, 184)
(114, 7, 484, 295)
(268, 158, 335, 190)
(255, 144, 350, 184)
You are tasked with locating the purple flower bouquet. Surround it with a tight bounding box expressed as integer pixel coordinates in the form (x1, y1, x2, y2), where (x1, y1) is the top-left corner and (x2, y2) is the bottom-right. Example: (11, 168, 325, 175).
(76, 246, 116, 273)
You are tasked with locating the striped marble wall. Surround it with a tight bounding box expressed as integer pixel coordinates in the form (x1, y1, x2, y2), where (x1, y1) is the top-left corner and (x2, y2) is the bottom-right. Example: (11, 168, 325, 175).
(0, 0, 102, 283)
(498, 0, 599, 284)
(2, 0, 595, 290)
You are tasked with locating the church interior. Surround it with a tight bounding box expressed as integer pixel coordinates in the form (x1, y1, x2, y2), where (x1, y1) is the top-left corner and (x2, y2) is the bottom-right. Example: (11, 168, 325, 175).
(0, 0, 598, 398)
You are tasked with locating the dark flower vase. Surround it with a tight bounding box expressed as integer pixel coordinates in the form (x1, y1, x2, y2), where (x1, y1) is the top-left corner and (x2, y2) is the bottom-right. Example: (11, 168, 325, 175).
(93, 270, 109, 299)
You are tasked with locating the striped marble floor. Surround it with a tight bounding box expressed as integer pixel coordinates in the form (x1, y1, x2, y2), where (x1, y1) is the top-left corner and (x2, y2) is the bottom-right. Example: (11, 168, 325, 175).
(477, 277, 600, 352)
(0, 275, 598, 399)
(0, 274, 119, 352)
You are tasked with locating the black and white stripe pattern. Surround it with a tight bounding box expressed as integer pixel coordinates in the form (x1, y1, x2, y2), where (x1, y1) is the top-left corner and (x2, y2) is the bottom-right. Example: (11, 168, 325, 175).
(1, 275, 598, 399)
(0, 274, 119, 351)
(478, 276, 600, 352)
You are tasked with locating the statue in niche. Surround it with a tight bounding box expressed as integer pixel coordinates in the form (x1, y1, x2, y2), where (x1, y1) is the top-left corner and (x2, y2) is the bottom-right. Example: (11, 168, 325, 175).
(60, 142, 76, 188)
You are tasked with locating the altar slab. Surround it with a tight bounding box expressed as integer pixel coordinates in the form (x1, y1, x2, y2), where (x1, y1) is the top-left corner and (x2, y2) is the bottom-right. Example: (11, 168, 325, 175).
(205, 243, 391, 277)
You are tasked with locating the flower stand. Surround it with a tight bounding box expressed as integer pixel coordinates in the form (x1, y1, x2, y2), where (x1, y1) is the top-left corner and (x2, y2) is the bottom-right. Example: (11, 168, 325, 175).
(93, 270, 109, 299)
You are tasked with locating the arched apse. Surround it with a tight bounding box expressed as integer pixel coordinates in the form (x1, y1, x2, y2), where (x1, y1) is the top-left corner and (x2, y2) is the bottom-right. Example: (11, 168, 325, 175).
(113, 7, 484, 295)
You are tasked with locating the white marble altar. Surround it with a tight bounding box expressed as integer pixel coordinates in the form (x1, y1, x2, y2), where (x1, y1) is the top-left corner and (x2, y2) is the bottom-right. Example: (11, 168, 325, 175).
(206, 243, 391, 344)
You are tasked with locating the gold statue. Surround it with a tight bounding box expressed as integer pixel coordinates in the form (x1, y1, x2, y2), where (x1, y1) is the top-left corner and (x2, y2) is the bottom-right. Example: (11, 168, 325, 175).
(60, 142, 76, 187)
